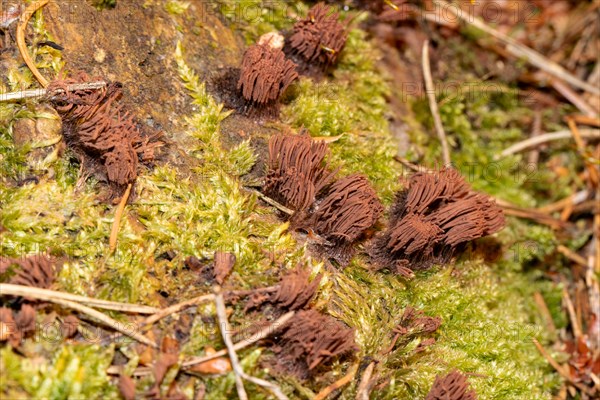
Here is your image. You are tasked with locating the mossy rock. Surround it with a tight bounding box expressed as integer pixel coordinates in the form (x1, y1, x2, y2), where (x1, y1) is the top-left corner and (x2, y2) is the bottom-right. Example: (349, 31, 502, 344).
(0, 1, 565, 399)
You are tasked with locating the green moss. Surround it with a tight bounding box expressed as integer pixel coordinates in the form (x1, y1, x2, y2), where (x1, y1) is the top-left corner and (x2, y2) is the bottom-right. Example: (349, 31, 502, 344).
(1, 344, 117, 399)
(1, 3, 565, 399)
(329, 259, 560, 399)
(90, 0, 117, 11)
(165, 0, 190, 15)
(214, 0, 304, 43)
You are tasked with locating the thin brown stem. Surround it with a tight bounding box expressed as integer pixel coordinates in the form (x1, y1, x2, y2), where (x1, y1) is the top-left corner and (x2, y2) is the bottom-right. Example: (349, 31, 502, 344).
(0, 284, 159, 314)
(110, 183, 132, 253)
(422, 40, 451, 167)
(214, 289, 247, 400)
(246, 188, 294, 215)
(562, 287, 582, 338)
(313, 363, 358, 400)
(16, 0, 50, 88)
(498, 129, 600, 158)
(1, 81, 108, 102)
(356, 361, 376, 400)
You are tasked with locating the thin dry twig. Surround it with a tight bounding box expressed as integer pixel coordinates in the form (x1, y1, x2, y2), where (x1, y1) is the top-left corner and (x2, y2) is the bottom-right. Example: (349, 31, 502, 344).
(562, 287, 582, 338)
(498, 129, 600, 158)
(393, 156, 421, 172)
(313, 363, 358, 400)
(532, 339, 596, 396)
(110, 183, 132, 253)
(181, 310, 295, 368)
(422, 40, 451, 166)
(550, 79, 598, 118)
(214, 289, 247, 400)
(567, 118, 600, 187)
(141, 294, 214, 328)
(214, 288, 288, 400)
(106, 308, 295, 376)
(590, 190, 600, 339)
(247, 188, 294, 215)
(16, 0, 50, 88)
(431, 0, 600, 96)
(557, 245, 588, 268)
(496, 199, 568, 230)
(533, 292, 557, 336)
(570, 115, 600, 127)
(0, 81, 108, 102)
(0, 284, 156, 347)
(238, 373, 289, 400)
(532, 339, 568, 377)
(0, 283, 159, 314)
(356, 361, 376, 400)
(527, 110, 543, 165)
(100, 293, 216, 346)
(538, 190, 589, 214)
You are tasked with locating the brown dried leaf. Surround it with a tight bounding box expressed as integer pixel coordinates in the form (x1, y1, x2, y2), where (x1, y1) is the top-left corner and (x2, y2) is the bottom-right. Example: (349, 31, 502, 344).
(150, 336, 180, 392)
(188, 347, 232, 375)
(137, 329, 157, 366)
(118, 374, 136, 400)
(62, 314, 79, 339)
(566, 335, 600, 385)
(214, 251, 235, 285)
